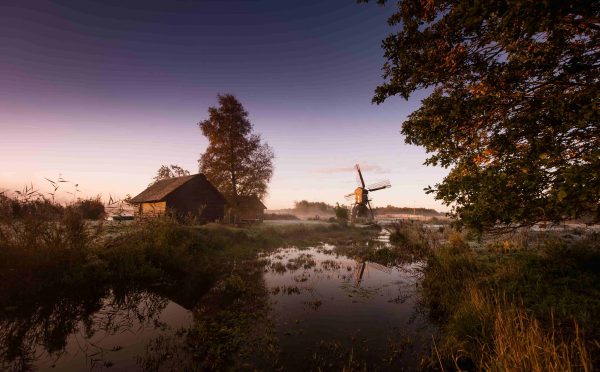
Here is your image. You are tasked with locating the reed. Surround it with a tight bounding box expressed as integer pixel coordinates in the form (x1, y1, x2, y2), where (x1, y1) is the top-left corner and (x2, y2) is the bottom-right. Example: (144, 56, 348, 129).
(421, 232, 599, 370)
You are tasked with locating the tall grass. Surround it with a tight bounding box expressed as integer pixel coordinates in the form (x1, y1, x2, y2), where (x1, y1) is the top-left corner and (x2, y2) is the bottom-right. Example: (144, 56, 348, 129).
(421, 232, 599, 370)
(0, 195, 101, 302)
(388, 219, 448, 253)
(486, 300, 591, 372)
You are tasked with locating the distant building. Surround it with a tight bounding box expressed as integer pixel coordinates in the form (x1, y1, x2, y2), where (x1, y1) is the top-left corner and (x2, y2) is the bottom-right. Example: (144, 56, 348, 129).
(130, 174, 226, 221)
(227, 195, 267, 222)
(238, 195, 267, 221)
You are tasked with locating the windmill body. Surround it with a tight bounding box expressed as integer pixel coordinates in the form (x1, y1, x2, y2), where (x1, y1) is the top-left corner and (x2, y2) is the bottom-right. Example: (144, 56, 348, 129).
(344, 164, 391, 222)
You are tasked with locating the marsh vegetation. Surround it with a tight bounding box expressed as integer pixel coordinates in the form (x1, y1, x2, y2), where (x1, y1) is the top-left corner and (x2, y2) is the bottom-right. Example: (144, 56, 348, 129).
(1, 193, 598, 371)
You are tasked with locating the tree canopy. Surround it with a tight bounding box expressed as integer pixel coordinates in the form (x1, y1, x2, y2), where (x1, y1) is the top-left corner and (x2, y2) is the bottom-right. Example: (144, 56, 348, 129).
(366, 0, 599, 231)
(198, 94, 274, 203)
(151, 164, 190, 185)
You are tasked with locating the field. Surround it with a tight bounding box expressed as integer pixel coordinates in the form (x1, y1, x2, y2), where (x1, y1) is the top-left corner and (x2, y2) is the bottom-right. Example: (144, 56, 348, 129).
(0, 206, 598, 371)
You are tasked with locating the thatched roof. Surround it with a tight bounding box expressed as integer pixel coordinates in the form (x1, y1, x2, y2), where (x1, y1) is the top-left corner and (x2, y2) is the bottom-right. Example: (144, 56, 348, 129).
(130, 174, 216, 203)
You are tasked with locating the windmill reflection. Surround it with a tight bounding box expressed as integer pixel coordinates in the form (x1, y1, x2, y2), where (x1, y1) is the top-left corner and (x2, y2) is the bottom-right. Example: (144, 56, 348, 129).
(353, 260, 392, 286)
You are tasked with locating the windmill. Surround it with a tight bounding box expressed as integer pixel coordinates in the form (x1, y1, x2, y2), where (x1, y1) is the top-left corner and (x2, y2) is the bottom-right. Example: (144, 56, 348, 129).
(344, 164, 391, 222)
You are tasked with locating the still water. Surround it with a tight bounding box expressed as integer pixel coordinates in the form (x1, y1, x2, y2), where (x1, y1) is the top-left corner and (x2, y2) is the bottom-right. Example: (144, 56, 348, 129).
(1, 234, 435, 371)
(262, 244, 433, 370)
(1, 291, 192, 371)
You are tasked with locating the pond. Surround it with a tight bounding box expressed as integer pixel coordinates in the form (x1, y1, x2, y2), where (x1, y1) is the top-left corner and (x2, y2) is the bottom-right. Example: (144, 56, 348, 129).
(262, 244, 434, 370)
(0, 232, 436, 371)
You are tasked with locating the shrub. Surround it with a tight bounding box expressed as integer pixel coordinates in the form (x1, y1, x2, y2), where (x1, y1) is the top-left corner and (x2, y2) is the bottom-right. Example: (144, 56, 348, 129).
(388, 221, 429, 252)
(334, 203, 349, 223)
(74, 197, 105, 220)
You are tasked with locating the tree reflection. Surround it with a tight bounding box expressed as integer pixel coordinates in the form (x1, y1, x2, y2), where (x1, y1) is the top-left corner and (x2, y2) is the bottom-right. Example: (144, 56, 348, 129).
(0, 289, 168, 371)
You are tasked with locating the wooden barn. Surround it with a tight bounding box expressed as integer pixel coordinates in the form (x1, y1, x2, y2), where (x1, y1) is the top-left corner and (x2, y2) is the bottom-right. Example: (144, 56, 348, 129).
(130, 174, 226, 221)
(229, 195, 267, 222)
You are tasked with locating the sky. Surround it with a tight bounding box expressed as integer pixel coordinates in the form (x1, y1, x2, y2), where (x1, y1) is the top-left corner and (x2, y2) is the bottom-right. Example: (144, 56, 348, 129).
(0, 0, 449, 211)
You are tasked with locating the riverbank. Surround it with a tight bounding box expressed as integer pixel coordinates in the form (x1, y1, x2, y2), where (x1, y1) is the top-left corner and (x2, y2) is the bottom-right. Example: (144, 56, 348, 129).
(420, 230, 599, 371)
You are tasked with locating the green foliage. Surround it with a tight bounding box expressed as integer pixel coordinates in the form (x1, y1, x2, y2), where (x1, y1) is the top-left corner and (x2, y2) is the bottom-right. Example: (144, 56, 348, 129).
(0, 203, 94, 302)
(198, 94, 274, 201)
(293, 200, 334, 213)
(374, 205, 441, 216)
(366, 0, 600, 231)
(388, 220, 430, 252)
(73, 197, 105, 220)
(0, 192, 63, 221)
(334, 203, 349, 222)
(150, 164, 190, 185)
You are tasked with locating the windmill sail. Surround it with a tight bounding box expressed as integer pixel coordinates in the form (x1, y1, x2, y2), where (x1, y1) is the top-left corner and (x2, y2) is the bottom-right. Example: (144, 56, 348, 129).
(356, 164, 366, 188)
(367, 179, 391, 191)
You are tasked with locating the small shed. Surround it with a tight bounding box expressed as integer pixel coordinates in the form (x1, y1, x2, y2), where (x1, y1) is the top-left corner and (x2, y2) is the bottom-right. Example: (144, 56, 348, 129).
(130, 174, 225, 221)
(229, 195, 267, 222)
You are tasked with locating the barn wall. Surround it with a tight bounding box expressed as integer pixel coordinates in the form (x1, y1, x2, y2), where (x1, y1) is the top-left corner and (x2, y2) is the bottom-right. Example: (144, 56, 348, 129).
(238, 208, 265, 221)
(137, 201, 167, 217)
(164, 176, 225, 221)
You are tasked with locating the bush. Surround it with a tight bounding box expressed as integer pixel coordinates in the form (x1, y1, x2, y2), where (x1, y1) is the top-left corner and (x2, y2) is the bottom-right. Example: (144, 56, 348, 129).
(334, 203, 349, 223)
(74, 197, 105, 220)
(388, 221, 429, 252)
(0, 193, 64, 221)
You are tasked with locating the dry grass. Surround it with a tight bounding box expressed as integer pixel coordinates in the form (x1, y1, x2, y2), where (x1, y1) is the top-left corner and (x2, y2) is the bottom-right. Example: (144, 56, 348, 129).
(422, 232, 599, 371)
(484, 302, 592, 372)
(436, 286, 594, 371)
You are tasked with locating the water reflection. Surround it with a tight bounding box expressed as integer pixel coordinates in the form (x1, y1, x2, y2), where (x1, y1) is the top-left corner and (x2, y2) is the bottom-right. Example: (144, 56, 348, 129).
(262, 239, 435, 370)
(0, 289, 191, 371)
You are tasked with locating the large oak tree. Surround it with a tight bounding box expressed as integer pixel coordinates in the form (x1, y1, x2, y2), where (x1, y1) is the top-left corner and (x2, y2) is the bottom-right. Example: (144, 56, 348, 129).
(365, 0, 599, 231)
(198, 94, 274, 206)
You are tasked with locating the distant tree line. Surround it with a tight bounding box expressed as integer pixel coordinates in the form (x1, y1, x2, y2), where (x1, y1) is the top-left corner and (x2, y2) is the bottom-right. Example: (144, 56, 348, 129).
(287, 200, 440, 217)
(263, 213, 299, 221)
(373, 205, 442, 216)
(293, 200, 334, 214)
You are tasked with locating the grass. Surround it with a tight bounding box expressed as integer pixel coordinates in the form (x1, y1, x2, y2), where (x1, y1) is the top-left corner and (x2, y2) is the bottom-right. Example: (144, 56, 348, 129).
(420, 231, 599, 370)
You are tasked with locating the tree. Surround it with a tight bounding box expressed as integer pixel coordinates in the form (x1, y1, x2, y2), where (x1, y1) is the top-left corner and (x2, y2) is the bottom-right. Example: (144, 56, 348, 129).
(365, 0, 599, 231)
(198, 94, 274, 206)
(293, 200, 334, 214)
(334, 203, 349, 223)
(151, 164, 190, 185)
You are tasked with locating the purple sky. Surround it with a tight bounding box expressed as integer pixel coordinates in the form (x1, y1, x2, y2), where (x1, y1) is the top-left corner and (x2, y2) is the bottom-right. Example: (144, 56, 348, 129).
(0, 0, 448, 210)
